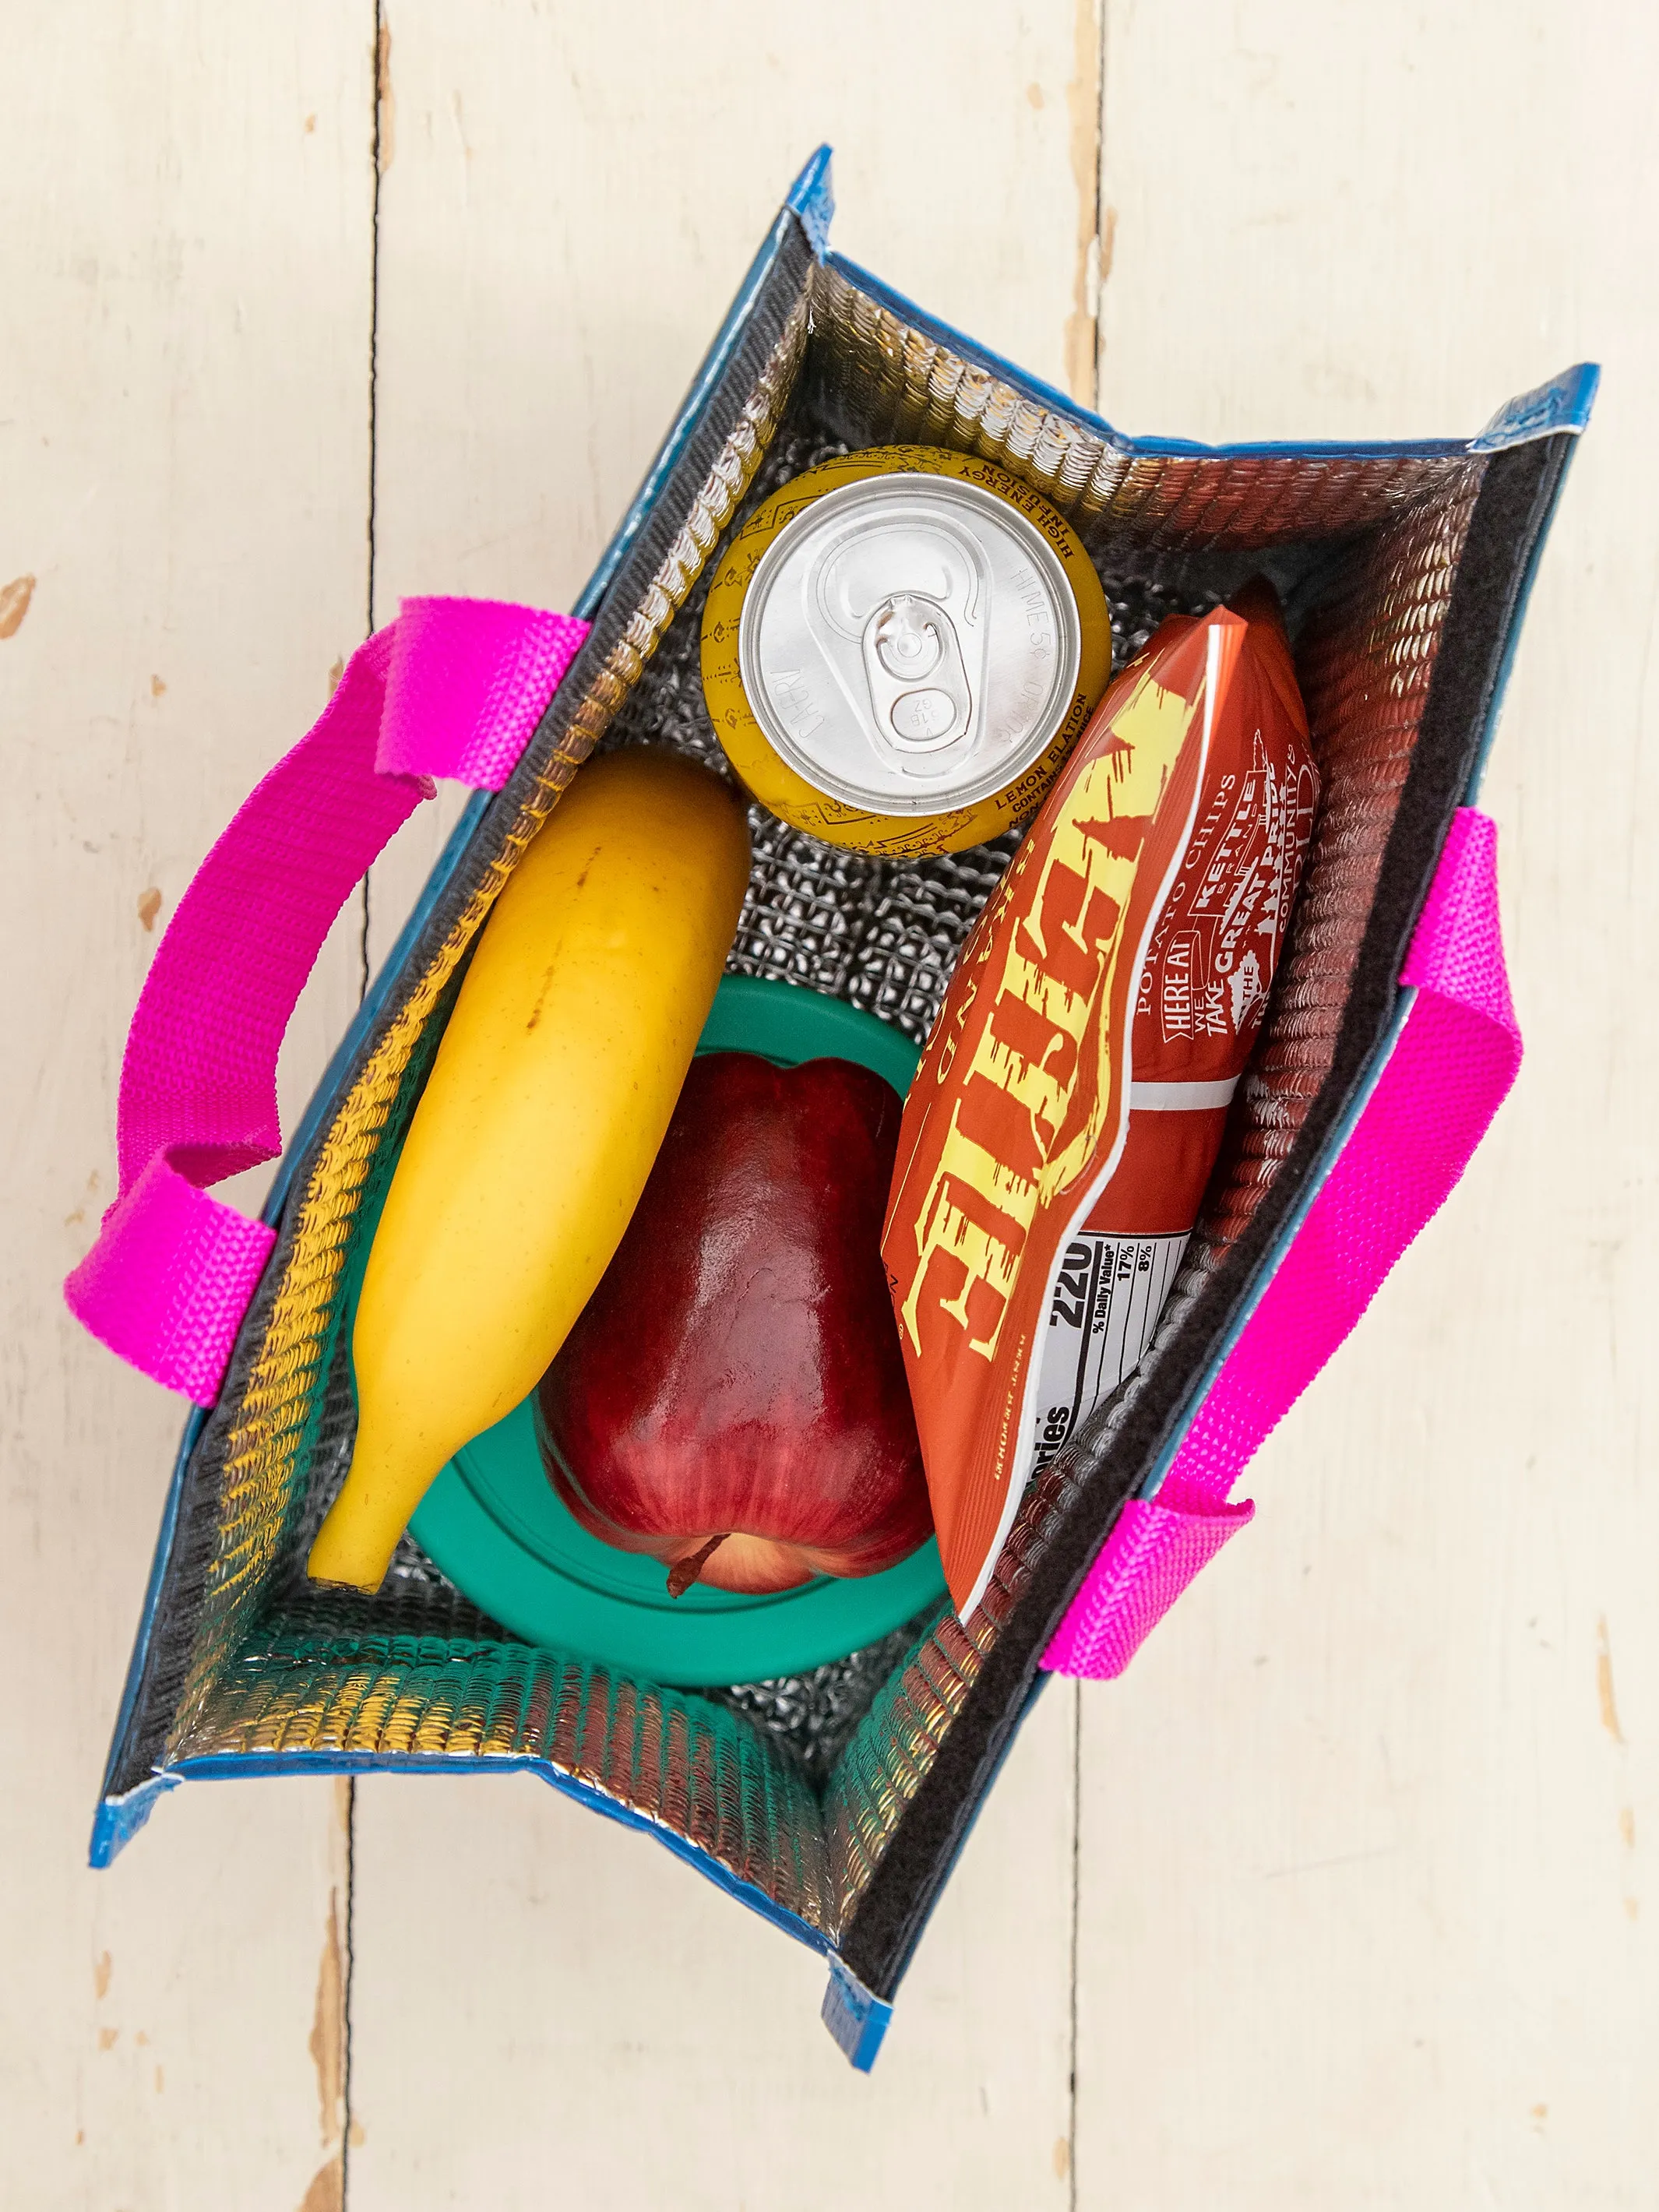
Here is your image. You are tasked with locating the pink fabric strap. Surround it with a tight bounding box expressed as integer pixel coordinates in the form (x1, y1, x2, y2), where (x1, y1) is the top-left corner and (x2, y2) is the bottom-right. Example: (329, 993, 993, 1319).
(64, 597, 588, 1406)
(1044, 808, 1523, 1678)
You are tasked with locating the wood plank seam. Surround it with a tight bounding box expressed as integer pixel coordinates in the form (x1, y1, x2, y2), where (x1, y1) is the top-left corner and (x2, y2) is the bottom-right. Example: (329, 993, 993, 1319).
(336, 9, 389, 2202)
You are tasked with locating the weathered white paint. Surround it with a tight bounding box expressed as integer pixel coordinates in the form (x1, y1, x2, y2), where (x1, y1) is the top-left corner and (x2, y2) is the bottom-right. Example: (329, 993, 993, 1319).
(350, 1696, 1076, 2210)
(9, 1, 1654, 2204)
(0, 8, 372, 2207)
(1077, 5, 1659, 2205)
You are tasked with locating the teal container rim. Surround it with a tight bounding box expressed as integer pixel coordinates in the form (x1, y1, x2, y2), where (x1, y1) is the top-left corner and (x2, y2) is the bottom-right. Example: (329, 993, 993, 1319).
(408, 973, 947, 1684)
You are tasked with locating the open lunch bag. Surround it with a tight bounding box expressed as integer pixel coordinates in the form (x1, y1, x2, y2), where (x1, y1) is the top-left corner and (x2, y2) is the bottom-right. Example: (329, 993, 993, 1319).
(66, 149, 1594, 2067)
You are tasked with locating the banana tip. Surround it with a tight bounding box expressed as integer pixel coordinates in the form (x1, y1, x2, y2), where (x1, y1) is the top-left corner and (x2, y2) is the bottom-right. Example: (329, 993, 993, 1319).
(305, 1533, 389, 1595)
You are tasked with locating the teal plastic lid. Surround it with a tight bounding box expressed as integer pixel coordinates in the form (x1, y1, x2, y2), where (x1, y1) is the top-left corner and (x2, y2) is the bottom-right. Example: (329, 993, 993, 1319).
(406, 975, 946, 1685)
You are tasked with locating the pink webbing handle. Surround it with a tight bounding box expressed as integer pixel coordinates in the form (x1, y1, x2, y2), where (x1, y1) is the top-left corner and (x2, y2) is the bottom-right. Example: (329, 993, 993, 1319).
(1044, 808, 1523, 1678)
(64, 597, 588, 1406)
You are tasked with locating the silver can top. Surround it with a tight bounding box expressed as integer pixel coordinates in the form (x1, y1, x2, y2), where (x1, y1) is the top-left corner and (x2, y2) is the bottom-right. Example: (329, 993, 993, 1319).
(736, 473, 1083, 816)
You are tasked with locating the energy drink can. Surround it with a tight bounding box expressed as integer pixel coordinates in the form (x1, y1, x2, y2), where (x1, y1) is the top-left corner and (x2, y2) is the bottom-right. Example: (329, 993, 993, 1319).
(700, 447, 1112, 857)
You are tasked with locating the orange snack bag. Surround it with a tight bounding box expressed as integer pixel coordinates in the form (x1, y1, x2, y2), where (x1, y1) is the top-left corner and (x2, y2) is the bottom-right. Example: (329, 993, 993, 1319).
(882, 583, 1318, 1619)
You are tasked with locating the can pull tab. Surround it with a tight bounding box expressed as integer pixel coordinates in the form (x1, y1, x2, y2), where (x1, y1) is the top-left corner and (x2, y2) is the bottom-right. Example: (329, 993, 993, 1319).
(860, 594, 974, 756)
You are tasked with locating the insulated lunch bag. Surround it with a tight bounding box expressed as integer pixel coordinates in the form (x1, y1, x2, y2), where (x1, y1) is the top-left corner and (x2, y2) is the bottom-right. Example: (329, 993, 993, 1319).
(65, 148, 1594, 2066)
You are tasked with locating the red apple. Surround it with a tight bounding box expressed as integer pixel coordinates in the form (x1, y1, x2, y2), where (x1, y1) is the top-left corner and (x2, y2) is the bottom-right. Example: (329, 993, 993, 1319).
(536, 1051, 933, 1595)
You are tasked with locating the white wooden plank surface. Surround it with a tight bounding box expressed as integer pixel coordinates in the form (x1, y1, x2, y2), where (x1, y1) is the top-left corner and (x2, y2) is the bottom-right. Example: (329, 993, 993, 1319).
(1076, 5, 1659, 2204)
(361, 0, 1104, 971)
(350, 1694, 1076, 2210)
(1, 9, 374, 2207)
(12, 2, 1658, 2206)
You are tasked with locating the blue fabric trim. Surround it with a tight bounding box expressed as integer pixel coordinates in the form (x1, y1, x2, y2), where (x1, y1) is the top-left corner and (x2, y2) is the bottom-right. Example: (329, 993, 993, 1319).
(786, 144, 835, 261)
(833, 255, 1450, 460)
(829, 253, 1597, 468)
(1471, 363, 1600, 452)
(572, 199, 805, 622)
(1465, 389, 1597, 800)
(88, 1774, 179, 1868)
(95, 1410, 204, 1812)
(849, 1670, 1053, 2019)
(822, 1957, 893, 2071)
(155, 1751, 828, 1957)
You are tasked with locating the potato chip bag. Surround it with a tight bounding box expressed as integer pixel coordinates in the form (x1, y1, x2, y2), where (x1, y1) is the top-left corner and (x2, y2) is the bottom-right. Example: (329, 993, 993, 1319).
(882, 583, 1318, 1618)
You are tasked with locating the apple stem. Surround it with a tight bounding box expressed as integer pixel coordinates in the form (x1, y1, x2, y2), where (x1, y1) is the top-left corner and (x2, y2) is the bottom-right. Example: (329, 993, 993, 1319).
(666, 1534, 730, 1599)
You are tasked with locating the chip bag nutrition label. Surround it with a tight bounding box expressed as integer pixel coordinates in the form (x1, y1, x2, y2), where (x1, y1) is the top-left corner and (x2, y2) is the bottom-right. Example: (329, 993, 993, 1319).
(1031, 1231, 1189, 1471)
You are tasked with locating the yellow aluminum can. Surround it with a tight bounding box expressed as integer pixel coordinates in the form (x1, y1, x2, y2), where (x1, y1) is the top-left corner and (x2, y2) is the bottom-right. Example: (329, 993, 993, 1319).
(700, 446, 1112, 858)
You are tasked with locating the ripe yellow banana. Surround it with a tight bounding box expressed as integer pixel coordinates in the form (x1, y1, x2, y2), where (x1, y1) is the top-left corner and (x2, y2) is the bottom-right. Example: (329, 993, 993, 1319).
(307, 747, 752, 1592)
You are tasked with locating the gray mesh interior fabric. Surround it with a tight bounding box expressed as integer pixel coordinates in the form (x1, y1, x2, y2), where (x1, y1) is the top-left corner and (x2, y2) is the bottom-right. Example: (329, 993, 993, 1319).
(107, 230, 1517, 1960)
